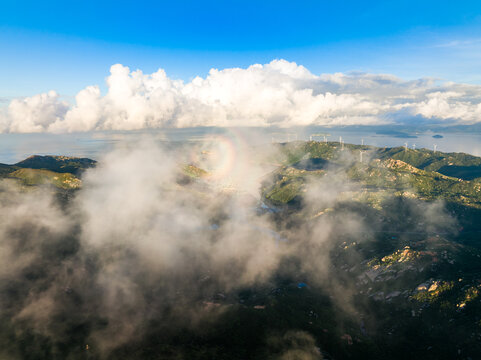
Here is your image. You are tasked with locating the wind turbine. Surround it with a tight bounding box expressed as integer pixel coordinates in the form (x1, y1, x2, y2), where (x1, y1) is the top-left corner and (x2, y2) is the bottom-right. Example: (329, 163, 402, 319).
(324, 135, 329, 143)
(361, 138, 364, 146)
(433, 144, 437, 153)
(360, 150, 366, 163)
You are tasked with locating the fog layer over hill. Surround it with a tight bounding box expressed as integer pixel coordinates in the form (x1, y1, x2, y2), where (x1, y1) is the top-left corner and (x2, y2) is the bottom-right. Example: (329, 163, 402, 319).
(0, 137, 464, 359)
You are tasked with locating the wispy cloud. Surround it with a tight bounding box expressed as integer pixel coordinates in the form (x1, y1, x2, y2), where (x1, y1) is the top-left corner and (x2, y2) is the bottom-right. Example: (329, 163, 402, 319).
(434, 38, 481, 48)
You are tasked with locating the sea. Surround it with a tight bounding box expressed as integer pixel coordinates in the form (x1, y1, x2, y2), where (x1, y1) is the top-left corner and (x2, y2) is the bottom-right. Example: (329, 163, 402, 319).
(1, 126, 481, 164)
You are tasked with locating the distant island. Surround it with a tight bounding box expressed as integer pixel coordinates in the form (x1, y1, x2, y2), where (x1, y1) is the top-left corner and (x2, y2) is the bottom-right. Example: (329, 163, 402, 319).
(433, 134, 444, 139)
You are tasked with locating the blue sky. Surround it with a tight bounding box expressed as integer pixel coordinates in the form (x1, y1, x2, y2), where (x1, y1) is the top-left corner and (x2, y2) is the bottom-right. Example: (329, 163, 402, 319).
(1, 0, 481, 98)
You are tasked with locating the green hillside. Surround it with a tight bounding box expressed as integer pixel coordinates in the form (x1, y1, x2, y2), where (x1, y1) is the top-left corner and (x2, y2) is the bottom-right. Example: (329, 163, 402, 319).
(0, 155, 92, 190)
(0, 163, 17, 177)
(376, 147, 481, 180)
(15, 155, 96, 175)
(262, 141, 481, 208)
(8, 168, 82, 189)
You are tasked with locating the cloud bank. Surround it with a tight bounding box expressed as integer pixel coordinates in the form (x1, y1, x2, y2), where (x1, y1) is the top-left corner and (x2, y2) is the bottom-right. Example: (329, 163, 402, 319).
(2, 59, 481, 132)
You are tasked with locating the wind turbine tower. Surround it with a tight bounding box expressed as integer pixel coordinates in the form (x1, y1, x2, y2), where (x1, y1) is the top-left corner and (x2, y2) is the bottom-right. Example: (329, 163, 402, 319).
(404, 142, 408, 151)
(434, 144, 437, 153)
(360, 150, 366, 163)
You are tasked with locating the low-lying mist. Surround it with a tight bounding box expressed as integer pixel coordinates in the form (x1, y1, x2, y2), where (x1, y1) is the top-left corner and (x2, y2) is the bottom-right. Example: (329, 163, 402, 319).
(0, 137, 457, 359)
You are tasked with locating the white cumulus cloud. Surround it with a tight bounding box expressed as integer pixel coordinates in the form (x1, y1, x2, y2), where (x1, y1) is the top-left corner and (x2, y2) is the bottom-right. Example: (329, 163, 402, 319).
(3, 59, 481, 133)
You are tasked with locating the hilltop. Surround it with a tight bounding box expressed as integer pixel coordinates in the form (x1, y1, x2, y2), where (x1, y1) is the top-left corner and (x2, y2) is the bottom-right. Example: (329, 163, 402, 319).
(0, 155, 96, 190)
(14, 155, 96, 175)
